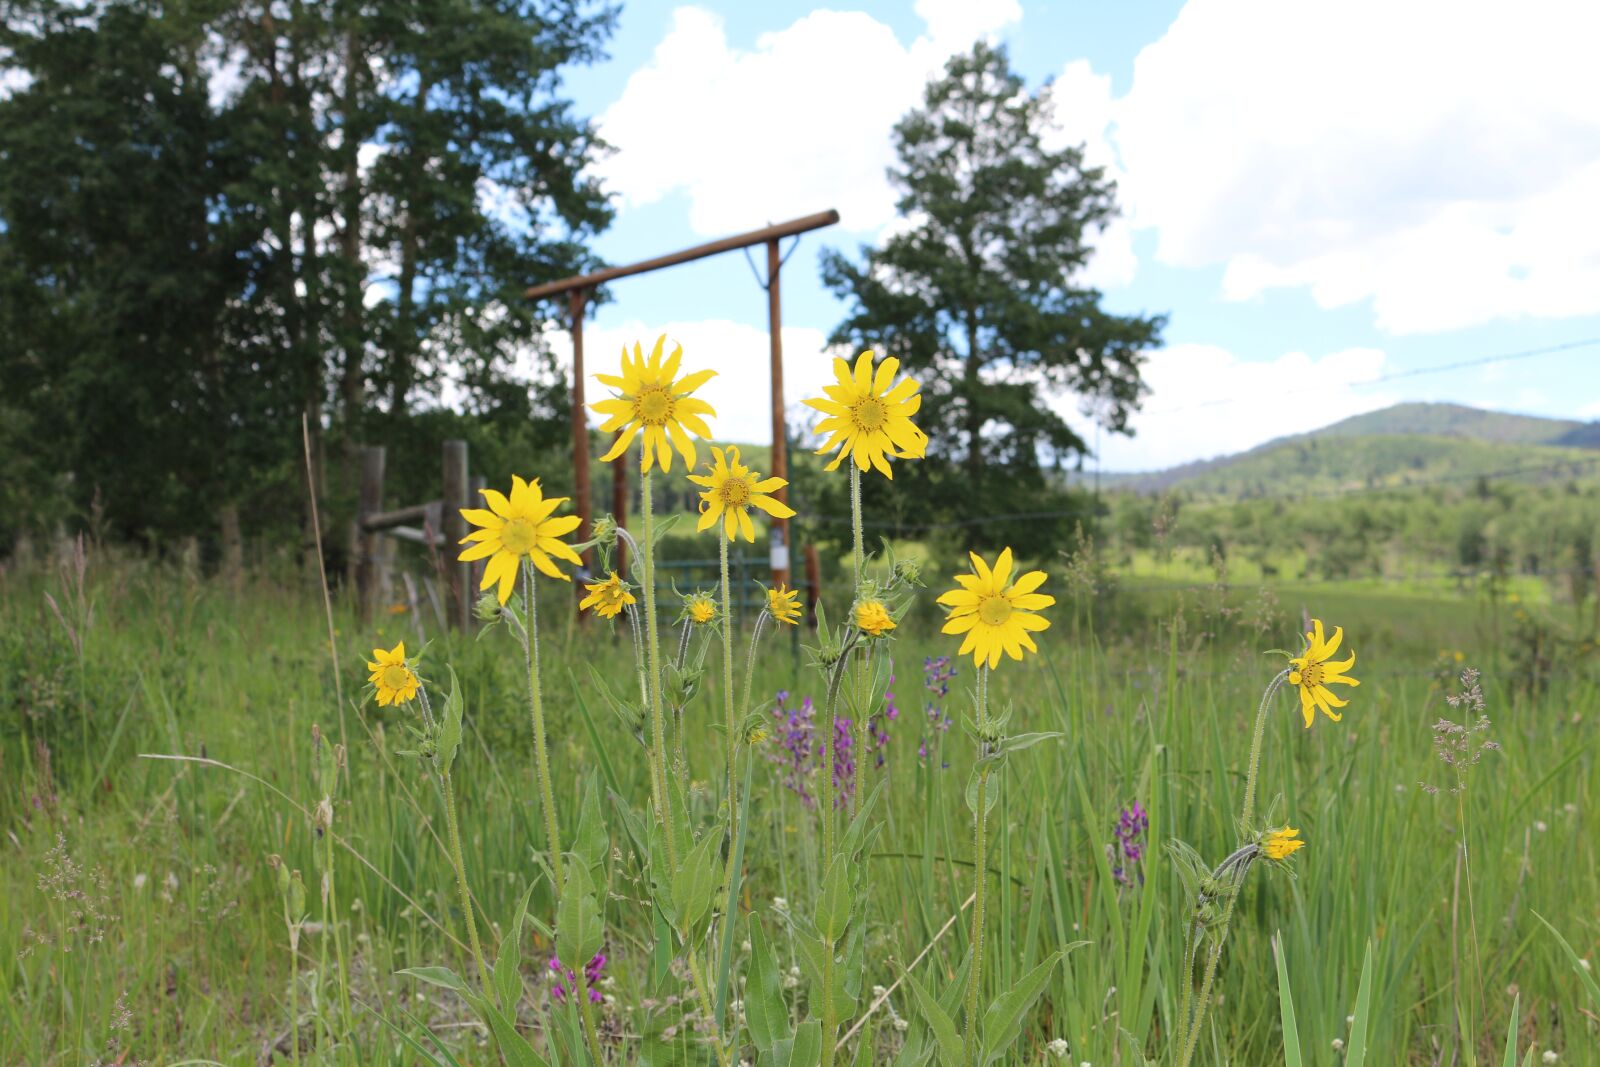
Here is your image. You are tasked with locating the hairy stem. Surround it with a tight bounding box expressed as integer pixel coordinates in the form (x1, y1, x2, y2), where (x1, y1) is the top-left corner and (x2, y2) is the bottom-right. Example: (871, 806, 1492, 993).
(441, 771, 489, 987)
(641, 470, 678, 869)
(524, 565, 565, 892)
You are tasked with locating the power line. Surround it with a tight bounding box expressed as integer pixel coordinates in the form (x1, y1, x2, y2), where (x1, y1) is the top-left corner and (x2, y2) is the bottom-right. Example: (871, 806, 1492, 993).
(1142, 336, 1600, 416)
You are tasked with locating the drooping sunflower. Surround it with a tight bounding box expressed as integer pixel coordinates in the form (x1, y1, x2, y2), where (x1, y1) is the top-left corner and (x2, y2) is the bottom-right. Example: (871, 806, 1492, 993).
(592, 335, 717, 474)
(937, 548, 1054, 670)
(804, 350, 927, 478)
(458, 476, 584, 604)
(1289, 619, 1359, 728)
(1262, 827, 1305, 861)
(367, 641, 420, 707)
(689, 445, 795, 542)
(580, 572, 636, 619)
(767, 584, 802, 626)
(855, 599, 896, 637)
(684, 592, 717, 626)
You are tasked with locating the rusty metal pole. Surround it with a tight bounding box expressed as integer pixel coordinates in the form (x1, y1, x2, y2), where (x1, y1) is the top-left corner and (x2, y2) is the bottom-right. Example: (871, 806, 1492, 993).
(767, 238, 791, 587)
(569, 288, 592, 613)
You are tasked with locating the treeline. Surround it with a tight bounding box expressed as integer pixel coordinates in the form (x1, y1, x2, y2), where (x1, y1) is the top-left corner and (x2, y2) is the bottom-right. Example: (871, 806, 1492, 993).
(0, 0, 616, 556)
(1102, 476, 1600, 597)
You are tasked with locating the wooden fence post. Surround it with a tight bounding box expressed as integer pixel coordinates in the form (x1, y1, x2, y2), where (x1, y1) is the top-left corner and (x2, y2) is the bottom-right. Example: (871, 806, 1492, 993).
(442, 439, 470, 630)
(356, 445, 386, 623)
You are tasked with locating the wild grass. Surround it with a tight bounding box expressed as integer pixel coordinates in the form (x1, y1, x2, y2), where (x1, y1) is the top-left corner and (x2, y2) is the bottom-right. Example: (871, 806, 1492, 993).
(2, 550, 1597, 1065)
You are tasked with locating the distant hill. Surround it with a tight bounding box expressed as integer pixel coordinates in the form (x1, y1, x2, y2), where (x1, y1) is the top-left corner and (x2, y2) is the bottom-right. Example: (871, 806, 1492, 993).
(1096, 402, 1600, 497)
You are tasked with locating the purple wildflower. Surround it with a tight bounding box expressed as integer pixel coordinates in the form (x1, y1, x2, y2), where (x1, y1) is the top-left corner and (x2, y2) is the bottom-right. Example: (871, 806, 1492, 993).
(549, 951, 607, 1004)
(1107, 803, 1149, 887)
(769, 692, 817, 807)
(919, 657, 956, 768)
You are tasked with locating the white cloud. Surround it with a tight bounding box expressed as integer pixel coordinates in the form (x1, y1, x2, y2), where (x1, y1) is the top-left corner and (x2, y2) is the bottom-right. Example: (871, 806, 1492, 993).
(1080, 0, 1600, 333)
(542, 317, 845, 444)
(1065, 346, 1395, 471)
(1046, 59, 1137, 289)
(595, 4, 1019, 237)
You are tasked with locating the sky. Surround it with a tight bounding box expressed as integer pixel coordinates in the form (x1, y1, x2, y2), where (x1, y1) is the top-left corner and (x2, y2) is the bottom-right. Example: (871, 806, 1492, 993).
(543, 0, 1600, 472)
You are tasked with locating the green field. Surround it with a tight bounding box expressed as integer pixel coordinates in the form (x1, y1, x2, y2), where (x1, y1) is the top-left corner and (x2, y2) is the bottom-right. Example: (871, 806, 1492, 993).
(2, 546, 1598, 1065)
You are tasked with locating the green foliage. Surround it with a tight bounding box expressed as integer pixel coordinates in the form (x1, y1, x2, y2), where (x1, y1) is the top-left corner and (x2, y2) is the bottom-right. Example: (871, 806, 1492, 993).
(0, 0, 614, 551)
(817, 41, 1163, 556)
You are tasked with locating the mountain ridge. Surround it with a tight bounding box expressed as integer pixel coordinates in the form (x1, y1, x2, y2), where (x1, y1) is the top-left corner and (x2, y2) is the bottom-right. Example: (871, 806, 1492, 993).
(1093, 401, 1600, 496)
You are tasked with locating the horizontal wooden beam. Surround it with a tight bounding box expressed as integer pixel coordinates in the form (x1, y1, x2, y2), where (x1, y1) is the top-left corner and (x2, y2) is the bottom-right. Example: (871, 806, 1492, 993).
(524, 210, 840, 300)
(362, 501, 438, 533)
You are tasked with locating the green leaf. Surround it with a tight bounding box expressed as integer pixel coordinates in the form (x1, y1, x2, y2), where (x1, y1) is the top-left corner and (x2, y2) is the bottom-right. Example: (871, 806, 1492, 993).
(1345, 940, 1376, 1067)
(964, 771, 1000, 817)
(397, 966, 471, 995)
(815, 857, 851, 945)
(903, 968, 965, 1067)
(1272, 932, 1302, 1067)
(556, 862, 605, 973)
(979, 949, 1068, 1064)
(670, 830, 722, 942)
(479, 999, 552, 1067)
(573, 777, 609, 890)
(438, 666, 465, 774)
(1501, 993, 1520, 1067)
(746, 923, 793, 1054)
(363, 1003, 466, 1067)
(994, 731, 1062, 756)
(494, 883, 537, 1013)
(1533, 910, 1600, 1013)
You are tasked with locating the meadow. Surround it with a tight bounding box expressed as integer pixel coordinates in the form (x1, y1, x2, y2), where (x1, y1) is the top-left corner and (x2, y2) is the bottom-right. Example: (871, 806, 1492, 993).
(3, 533, 1597, 1066)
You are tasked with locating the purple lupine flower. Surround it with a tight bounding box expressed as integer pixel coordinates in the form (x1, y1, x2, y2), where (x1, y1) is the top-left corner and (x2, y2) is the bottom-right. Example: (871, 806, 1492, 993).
(828, 715, 857, 806)
(769, 691, 817, 807)
(549, 951, 608, 1004)
(1108, 802, 1149, 887)
(920, 657, 956, 768)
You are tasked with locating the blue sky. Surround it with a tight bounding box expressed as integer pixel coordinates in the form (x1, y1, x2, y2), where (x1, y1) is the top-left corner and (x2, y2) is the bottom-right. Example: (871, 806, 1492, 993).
(547, 0, 1600, 471)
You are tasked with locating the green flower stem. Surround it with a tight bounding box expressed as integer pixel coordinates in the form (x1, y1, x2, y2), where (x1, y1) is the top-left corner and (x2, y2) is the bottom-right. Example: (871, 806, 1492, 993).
(575, 970, 607, 1065)
(281, 900, 301, 1067)
(821, 937, 839, 1067)
(719, 535, 738, 852)
(1178, 670, 1288, 1066)
(964, 666, 992, 1062)
(640, 470, 679, 870)
(849, 463, 868, 816)
(440, 771, 490, 987)
(738, 610, 769, 719)
(523, 565, 566, 893)
(324, 828, 355, 1046)
(1240, 669, 1290, 829)
(687, 945, 734, 1067)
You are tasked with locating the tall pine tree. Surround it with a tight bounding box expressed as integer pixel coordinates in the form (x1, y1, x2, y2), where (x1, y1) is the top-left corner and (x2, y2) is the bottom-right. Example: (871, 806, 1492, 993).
(819, 41, 1163, 555)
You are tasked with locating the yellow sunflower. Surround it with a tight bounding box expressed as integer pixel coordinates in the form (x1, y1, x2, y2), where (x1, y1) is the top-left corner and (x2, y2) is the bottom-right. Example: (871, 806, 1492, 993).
(689, 445, 795, 542)
(1262, 827, 1304, 861)
(592, 335, 717, 474)
(804, 350, 927, 478)
(855, 599, 896, 637)
(767, 585, 802, 626)
(367, 641, 420, 707)
(458, 476, 583, 604)
(685, 592, 717, 626)
(579, 571, 636, 619)
(1289, 619, 1359, 728)
(937, 548, 1054, 670)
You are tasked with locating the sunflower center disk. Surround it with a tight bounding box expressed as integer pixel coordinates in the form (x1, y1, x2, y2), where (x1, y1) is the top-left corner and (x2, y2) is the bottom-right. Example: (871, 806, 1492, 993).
(499, 517, 539, 555)
(1298, 662, 1325, 687)
(637, 386, 672, 425)
(380, 664, 411, 691)
(853, 397, 886, 430)
(720, 477, 752, 507)
(978, 595, 1013, 626)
